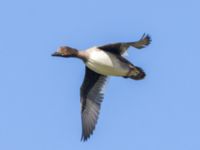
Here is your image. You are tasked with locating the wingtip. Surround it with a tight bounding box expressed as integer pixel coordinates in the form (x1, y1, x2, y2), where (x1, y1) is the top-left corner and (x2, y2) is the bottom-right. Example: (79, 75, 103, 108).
(141, 33, 152, 47)
(132, 33, 152, 49)
(81, 134, 90, 142)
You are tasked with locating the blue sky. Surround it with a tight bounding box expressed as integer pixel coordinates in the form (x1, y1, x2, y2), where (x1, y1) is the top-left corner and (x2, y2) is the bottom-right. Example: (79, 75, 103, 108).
(0, 0, 200, 149)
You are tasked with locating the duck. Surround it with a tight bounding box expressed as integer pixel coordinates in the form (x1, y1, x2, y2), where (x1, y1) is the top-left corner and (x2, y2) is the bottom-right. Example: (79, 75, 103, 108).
(52, 34, 151, 141)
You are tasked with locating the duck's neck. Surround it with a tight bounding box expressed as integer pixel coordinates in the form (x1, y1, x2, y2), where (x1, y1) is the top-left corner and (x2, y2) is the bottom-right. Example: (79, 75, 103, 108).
(69, 49, 88, 62)
(77, 51, 88, 61)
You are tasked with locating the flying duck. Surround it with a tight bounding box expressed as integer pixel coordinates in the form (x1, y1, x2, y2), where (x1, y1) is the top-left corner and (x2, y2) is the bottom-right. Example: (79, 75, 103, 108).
(52, 34, 151, 141)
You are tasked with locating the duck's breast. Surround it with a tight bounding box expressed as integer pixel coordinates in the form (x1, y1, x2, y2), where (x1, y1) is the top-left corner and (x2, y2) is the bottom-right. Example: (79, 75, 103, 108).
(85, 48, 129, 76)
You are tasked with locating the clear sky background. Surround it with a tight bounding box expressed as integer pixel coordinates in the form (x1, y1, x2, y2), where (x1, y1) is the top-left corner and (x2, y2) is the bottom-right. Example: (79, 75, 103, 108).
(0, 0, 200, 150)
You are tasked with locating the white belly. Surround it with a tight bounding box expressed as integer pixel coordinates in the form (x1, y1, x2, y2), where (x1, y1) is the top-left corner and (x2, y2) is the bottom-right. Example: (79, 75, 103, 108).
(85, 48, 130, 76)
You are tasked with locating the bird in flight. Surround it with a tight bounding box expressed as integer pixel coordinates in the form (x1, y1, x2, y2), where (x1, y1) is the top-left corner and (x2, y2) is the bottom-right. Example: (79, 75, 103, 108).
(52, 34, 151, 141)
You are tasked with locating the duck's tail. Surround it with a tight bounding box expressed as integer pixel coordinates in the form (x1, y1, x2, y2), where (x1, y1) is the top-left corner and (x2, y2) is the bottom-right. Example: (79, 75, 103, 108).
(129, 67, 146, 80)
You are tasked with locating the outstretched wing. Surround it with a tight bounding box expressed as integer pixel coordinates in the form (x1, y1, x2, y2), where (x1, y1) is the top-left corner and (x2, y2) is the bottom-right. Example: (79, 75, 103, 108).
(80, 67, 107, 141)
(98, 34, 151, 55)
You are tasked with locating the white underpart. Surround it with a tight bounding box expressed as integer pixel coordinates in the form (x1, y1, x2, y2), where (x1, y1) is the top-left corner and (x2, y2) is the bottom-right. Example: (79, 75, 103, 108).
(85, 47, 130, 76)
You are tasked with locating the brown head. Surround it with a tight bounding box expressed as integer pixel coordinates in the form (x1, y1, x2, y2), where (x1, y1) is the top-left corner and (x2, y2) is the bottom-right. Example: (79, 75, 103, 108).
(52, 46, 78, 58)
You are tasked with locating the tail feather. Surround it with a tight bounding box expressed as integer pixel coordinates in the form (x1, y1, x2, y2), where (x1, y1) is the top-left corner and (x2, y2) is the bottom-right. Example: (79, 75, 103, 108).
(129, 67, 146, 80)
